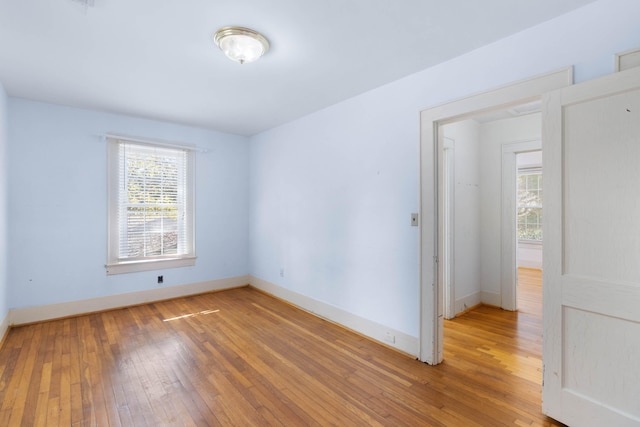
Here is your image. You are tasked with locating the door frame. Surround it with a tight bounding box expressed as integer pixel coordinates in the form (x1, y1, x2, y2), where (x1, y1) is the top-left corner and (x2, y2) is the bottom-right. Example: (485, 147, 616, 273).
(501, 140, 541, 311)
(418, 67, 573, 364)
(441, 137, 455, 320)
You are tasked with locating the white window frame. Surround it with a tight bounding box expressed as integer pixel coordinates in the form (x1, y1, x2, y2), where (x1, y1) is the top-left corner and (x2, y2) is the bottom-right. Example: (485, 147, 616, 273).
(517, 167, 543, 244)
(107, 136, 196, 275)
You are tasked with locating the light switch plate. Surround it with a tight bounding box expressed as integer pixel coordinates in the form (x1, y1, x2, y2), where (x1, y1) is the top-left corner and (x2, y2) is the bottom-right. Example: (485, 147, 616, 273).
(411, 213, 419, 226)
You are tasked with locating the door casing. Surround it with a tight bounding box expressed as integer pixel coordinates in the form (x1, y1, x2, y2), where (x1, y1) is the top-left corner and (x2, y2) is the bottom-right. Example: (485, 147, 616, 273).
(418, 67, 573, 364)
(501, 140, 541, 311)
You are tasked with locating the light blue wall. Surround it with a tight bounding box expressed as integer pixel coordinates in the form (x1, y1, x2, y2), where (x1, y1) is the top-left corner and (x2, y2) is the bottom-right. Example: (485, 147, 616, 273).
(0, 81, 8, 321)
(249, 0, 640, 337)
(7, 99, 250, 309)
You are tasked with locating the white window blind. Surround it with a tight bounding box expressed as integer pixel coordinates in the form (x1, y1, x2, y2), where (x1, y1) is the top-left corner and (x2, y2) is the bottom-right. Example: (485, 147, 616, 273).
(107, 137, 195, 274)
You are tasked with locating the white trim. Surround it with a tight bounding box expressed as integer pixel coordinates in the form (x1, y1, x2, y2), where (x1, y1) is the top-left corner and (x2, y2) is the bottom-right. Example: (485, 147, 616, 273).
(0, 312, 10, 343)
(9, 275, 249, 325)
(441, 137, 455, 320)
(518, 260, 542, 270)
(454, 291, 481, 316)
(518, 241, 543, 270)
(420, 67, 573, 126)
(518, 239, 542, 245)
(106, 257, 196, 275)
(501, 140, 541, 311)
(5, 275, 419, 358)
(614, 47, 640, 72)
(481, 290, 501, 307)
(104, 133, 209, 153)
(249, 275, 419, 357)
(419, 67, 573, 364)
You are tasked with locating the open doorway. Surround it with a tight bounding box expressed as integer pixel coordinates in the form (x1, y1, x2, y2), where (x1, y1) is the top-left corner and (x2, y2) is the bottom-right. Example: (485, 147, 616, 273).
(436, 112, 546, 392)
(515, 151, 543, 314)
(418, 68, 572, 364)
(438, 111, 541, 321)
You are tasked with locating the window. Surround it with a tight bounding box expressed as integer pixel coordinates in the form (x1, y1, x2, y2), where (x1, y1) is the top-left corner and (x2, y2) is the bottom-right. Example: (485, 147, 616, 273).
(517, 169, 542, 242)
(107, 137, 195, 274)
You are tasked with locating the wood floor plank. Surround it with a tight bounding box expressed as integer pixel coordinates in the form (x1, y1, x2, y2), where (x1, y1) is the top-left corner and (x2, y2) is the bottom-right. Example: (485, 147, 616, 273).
(5, 324, 43, 426)
(32, 361, 51, 427)
(0, 268, 564, 426)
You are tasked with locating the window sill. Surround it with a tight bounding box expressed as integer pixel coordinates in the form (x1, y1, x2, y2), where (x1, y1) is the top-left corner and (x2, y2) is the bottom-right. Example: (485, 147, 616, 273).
(518, 240, 543, 246)
(106, 257, 196, 275)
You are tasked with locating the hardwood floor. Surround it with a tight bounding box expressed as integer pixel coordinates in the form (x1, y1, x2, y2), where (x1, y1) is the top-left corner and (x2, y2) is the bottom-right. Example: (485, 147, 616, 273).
(0, 270, 562, 426)
(443, 267, 562, 426)
(517, 267, 543, 316)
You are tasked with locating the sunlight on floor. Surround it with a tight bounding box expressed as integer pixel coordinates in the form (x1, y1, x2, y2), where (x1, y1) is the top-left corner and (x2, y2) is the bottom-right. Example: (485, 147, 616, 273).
(163, 309, 220, 322)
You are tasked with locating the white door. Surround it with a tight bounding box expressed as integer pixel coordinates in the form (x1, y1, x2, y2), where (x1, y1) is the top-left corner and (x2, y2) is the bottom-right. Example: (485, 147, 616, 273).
(543, 66, 640, 426)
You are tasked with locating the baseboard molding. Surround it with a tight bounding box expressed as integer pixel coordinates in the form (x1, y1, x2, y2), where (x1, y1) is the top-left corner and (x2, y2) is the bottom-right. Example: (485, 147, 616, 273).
(0, 311, 10, 347)
(481, 290, 501, 307)
(7, 275, 420, 357)
(518, 260, 542, 269)
(455, 291, 481, 316)
(454, 303, 482, 317)
(249, 275, 419, 357)
(10, 275, 250, 326)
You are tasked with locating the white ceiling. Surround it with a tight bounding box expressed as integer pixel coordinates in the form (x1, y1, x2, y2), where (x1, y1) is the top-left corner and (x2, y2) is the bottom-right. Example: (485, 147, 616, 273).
(0, 0, 597, 136)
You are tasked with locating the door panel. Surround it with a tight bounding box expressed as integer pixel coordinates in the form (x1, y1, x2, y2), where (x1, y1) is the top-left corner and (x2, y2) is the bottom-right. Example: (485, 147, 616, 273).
(543, 67, 640, 426)
(564, 307, 640, 417)
(564, 89, 640, 282)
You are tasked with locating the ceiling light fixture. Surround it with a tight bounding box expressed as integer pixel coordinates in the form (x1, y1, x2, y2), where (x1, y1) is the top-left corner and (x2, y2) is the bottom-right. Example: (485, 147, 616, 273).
(213, 26, 269, 64)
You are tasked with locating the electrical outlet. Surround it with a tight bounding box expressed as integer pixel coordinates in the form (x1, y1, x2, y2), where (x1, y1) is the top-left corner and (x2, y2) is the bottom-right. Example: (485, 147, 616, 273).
(157, 275, 163, 284)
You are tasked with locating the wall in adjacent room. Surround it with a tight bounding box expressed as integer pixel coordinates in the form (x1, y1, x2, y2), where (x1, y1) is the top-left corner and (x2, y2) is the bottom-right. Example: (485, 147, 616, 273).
(7, 99, 250, 310)
(478, 114, 542, 304)
(249, 0, 640, 341)
(0, 81, 8, 325)
(441, 120, 482, 314)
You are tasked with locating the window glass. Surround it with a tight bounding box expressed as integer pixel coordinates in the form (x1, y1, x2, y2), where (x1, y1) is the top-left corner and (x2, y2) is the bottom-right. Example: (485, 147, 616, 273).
(517, 171, 542, 241)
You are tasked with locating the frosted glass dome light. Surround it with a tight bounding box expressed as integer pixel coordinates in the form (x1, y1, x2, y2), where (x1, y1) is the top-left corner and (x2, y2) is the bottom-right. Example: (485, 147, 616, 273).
(214, 26, 269, 64)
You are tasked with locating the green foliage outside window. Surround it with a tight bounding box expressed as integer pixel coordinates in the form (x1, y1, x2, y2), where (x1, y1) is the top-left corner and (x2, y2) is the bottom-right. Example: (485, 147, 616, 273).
(123, 151, 182, 258)
(517, 172, 542, 241)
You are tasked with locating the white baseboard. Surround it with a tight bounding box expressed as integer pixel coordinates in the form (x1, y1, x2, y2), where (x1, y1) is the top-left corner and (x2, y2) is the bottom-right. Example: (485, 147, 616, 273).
(455, 291, 481, 316)
(0, 311, 10, 344)
(518, 260, 543, 269)
(7, 275, 420, 358)
(249, 275, 419, 357)
(481, 290, 501, 307)
(10, 275, 250, 326)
